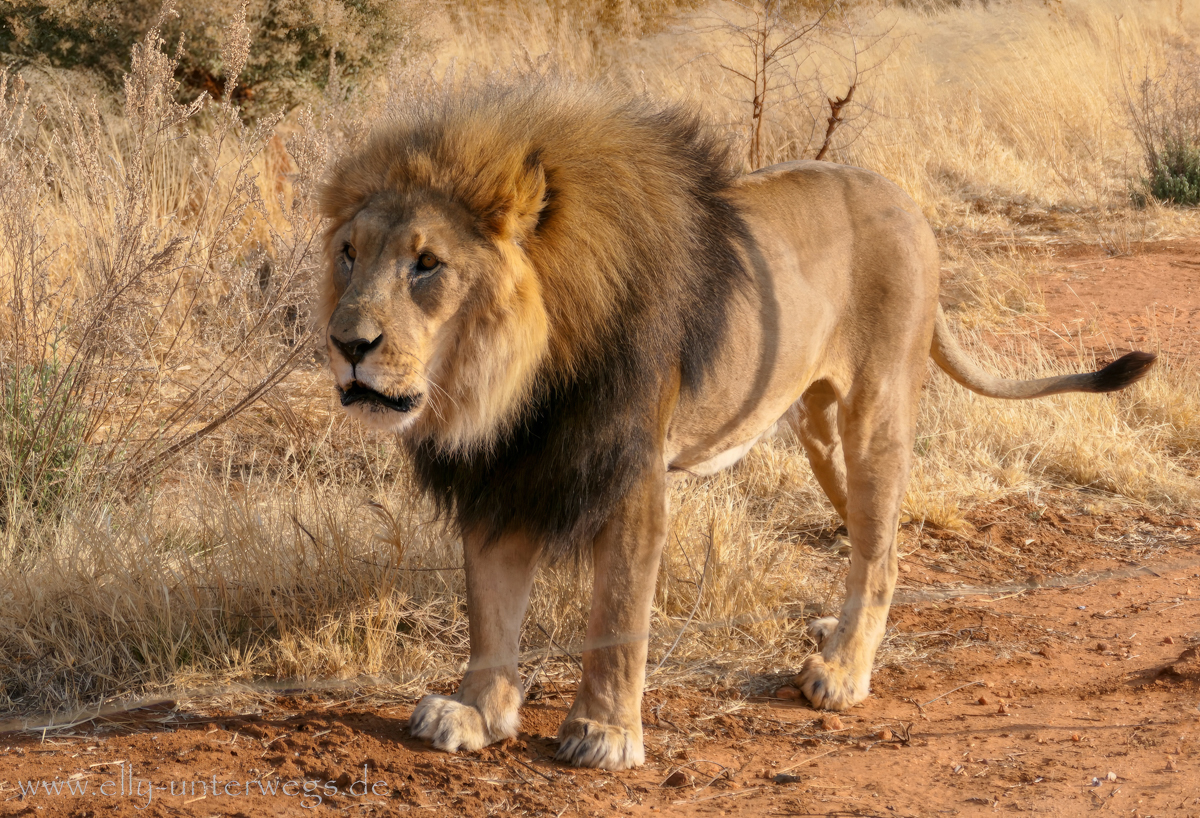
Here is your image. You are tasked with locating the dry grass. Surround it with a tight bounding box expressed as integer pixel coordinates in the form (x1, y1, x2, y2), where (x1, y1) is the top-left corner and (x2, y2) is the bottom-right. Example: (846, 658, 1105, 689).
(0, 0, 1198, 722)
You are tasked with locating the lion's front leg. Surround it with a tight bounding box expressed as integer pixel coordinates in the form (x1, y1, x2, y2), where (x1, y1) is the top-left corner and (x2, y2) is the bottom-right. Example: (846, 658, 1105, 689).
(410, 530, 538, 753)
(556, 468, 668, 771)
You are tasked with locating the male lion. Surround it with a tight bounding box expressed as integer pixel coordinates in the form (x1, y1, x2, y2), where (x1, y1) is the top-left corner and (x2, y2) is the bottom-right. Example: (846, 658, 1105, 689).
(318, 81, 1154, 770)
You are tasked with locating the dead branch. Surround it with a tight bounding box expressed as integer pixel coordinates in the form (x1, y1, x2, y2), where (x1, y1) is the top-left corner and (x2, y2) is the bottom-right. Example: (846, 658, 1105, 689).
(814, 82, 855, 161)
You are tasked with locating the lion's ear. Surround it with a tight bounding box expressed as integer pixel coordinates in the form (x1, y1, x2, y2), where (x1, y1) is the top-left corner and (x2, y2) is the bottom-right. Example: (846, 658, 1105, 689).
(485, 151, 548, 244)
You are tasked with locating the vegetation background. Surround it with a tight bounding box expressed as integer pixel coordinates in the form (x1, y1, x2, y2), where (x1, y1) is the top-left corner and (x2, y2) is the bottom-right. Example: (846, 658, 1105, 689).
(0, 0, 1198, 724)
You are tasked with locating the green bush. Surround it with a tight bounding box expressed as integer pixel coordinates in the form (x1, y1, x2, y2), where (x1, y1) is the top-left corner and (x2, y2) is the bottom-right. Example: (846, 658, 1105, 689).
(1140, 139, 1200, 207)
(1126, 46, 1200, 208)
(0, 0, 421, 113)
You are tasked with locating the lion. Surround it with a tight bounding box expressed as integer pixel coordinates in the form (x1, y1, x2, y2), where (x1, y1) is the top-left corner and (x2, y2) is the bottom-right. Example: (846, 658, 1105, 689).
(317, 80, 1155, 771)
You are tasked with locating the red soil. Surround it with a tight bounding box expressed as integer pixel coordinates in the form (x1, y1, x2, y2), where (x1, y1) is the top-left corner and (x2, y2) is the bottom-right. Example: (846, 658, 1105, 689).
(1037, 238, 1200, 360)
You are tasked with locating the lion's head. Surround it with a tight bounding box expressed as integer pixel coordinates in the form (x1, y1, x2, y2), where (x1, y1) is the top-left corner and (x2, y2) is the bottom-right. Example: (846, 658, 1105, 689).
(319, 120, 553, 451)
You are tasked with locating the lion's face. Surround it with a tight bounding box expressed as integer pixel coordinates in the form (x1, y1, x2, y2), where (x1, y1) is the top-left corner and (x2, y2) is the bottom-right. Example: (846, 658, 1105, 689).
(323, 193, 550, 450)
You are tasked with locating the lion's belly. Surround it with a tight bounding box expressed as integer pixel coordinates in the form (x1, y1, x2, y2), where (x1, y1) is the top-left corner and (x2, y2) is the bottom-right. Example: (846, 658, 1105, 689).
(672, 427, 771, 476)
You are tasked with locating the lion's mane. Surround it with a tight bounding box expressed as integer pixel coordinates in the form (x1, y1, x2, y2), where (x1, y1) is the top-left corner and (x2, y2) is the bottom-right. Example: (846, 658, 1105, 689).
(320, 80, 750, 557)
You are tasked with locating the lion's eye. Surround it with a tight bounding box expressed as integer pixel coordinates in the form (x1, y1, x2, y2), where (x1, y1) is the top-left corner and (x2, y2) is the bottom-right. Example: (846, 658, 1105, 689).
(416, 252, 440, 272)
(344, 244, 357, 261)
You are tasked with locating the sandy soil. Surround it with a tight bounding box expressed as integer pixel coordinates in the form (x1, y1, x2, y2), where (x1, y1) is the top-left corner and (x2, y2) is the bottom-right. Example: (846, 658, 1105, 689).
(2, 241, 1199, 818)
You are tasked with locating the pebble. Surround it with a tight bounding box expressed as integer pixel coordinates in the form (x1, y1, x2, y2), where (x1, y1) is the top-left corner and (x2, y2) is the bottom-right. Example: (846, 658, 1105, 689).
(977, 695, 990, 706)
(996, 702, 1010, 715)
(821, 714, 844, 731)
(1105, 771, 1118, 782)
(773, 773, 802, 784)
(875, 728, 893, 741)
(662, 771, 690, 788)
(1096, 642, 1109, 652)
(1163, 636, 1175, 645)
(775, 685, 802, 700)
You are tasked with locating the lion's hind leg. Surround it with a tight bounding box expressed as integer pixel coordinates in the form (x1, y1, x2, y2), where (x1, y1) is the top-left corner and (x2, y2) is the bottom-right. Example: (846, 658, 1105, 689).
(789, 380, 849, 523)
(410, 531, 538, 753)
(795, 367, 922, 711)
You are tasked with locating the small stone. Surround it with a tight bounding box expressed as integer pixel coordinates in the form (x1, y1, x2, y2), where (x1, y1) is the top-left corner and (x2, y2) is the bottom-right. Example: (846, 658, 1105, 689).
(662, 770, 691, 788)
(1167, 756, 1178, 771)
(1104, 771, 1117, 782)
(977, 695, 990, 706)
(1096, 642, 1109, 652)
(996, 703, 1010, 715)
(774, 685, 802, 701)
(875, 728, 893, 741)
(821, 714, 844, 731)
(1071, 733, 1081, 742)
(900, 563, 911, 573)
(1035, 647, 1055, 659)
(1163, 636, 1175, 645)
(773, 773, 802, 784)
(1114, 590, 1124, 598)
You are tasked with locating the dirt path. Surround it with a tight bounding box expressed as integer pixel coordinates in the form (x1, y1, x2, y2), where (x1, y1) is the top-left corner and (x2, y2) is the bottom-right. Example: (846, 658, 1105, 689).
(2, 241, 1198, 818)
(1035, 238, 1200, 360)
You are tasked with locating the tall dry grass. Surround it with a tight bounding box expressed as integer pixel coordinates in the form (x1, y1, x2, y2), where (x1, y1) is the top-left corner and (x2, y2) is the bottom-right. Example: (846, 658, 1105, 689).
(1, 0, 1198, 722)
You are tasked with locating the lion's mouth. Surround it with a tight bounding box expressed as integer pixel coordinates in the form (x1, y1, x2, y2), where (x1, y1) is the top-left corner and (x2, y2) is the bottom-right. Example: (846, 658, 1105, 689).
(339, 383, 422, 413)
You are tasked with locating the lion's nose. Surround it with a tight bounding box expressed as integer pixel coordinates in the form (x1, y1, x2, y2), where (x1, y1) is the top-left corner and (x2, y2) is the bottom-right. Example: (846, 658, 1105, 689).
(330, 332, 383, 366)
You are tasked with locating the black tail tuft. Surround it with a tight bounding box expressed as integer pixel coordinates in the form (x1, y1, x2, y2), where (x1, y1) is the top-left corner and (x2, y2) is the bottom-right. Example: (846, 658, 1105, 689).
(1090, 350, 1157, 393)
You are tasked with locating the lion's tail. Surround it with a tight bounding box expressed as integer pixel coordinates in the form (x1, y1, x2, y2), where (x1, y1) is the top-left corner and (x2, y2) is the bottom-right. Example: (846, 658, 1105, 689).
(930, 306, 1156, 399)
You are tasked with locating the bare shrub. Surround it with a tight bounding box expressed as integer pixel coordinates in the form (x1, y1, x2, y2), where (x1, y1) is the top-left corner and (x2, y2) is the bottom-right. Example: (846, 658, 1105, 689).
(705, 0, 893, 169)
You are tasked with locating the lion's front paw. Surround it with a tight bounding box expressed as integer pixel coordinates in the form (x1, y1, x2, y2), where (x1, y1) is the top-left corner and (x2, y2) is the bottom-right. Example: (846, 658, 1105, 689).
(555, 718, 644, 770)
(409, 694, 518, 753)
(796, 653, 870, 711)
(807, 616, 839, 649)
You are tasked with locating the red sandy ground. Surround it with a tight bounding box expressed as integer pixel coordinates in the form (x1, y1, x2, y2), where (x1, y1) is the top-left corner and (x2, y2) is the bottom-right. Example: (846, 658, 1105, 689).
(2, 241, 1199, 818)
(1036, 238, 1200, 360)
